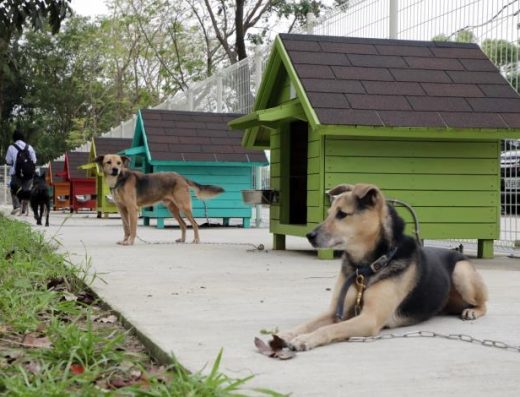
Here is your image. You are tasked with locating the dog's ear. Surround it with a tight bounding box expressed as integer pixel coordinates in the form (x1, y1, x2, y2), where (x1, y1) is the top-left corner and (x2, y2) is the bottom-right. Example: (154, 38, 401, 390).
(326, 184, 353, 199)
(352, 184, 381, 209)
(94, 155, 105, 165)
(121, 156, 131, 167)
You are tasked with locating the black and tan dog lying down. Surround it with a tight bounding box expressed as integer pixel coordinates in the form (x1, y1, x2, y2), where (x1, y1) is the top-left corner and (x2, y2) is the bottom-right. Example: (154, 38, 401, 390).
(95, 154, 224, 245)
(270, 183, 487, 352)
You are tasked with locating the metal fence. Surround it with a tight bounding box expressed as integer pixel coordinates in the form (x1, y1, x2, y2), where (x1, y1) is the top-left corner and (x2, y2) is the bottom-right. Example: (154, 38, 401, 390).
(3, 0, 520, 249)
(0, 165, 10, 206)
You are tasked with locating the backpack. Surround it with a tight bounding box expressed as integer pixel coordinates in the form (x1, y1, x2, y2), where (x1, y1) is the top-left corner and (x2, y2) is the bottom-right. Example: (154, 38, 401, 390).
(13, 143, 36, 181)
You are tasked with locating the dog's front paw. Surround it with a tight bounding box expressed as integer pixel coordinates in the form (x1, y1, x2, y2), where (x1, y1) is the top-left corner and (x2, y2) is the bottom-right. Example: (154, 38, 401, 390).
(287, 334, 316, 352)
(461, 308, 477, 320)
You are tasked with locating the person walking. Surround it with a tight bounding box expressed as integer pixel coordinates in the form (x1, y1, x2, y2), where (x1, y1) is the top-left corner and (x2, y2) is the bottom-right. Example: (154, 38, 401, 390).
(5, 129, 37, 215)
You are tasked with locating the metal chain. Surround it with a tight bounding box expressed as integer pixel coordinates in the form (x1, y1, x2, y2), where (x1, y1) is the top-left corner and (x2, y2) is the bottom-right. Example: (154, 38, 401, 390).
(349, 330, 520, 353)
(135, 235, 265, 252)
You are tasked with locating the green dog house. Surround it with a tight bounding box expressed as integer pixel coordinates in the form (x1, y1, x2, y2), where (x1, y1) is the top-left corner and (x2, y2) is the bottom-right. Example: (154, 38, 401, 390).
(123, 109, 268, 228)
(81, 137, 132, 218)
(230, 34, 520, 258)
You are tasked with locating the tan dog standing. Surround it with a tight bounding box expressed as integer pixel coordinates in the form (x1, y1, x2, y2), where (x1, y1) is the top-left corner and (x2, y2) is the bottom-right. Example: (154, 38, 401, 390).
(95, 154, 224, 245)
(274, 183, 487, 351)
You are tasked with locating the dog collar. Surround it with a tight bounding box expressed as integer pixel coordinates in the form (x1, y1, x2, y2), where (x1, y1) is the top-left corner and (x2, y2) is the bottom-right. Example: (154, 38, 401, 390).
(335, 247, 398, 321)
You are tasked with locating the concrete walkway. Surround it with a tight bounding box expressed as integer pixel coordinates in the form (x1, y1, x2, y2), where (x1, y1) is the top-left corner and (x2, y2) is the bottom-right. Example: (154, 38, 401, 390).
(4, 209, 520, 396)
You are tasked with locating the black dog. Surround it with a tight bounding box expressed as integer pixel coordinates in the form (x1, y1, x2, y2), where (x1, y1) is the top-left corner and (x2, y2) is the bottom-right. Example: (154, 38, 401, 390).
(16, 173, 50, 226)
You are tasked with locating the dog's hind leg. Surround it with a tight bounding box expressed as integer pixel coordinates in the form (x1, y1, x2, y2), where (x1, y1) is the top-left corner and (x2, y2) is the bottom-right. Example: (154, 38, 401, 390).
(450, 260, 488, 320)
(164, 201, 187, 243)
(172, 188, 200, 243)
(183, 209, 200, 244)
(44, 202, 50, 227)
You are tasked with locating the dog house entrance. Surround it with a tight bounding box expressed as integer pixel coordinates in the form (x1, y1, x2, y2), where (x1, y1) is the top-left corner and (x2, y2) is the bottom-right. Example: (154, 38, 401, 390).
(289, 121, 308, 225)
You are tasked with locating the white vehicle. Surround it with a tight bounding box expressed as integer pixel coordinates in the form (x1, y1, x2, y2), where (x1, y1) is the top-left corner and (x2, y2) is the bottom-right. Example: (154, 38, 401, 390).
(501, 150, 520, 213)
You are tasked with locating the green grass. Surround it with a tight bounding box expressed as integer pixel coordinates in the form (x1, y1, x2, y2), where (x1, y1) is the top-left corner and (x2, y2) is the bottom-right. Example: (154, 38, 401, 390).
(0, 215, 285, 397)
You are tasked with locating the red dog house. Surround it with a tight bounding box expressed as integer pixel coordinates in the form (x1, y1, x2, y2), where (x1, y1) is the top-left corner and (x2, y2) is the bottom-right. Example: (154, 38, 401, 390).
(61, 152, 96, 212)
(48, 160, 70, 210)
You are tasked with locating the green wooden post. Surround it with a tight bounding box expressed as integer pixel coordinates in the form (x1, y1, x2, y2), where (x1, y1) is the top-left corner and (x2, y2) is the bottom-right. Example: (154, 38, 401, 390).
(477, 239, 494, 259)
(317, 249, 334, 260)
(273, 233, 286, 250)
(143, 217, 150, 226)
(156, 218, 165, 229)
(242, 218, 250, 228)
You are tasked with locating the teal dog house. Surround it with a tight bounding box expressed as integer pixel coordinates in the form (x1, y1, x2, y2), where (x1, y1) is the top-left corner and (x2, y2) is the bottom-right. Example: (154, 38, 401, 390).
(124, 109, 268, 228)
(230, 34, 520, 258)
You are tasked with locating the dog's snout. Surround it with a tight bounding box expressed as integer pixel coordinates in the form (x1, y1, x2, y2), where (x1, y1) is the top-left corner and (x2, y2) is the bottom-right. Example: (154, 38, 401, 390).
(111, 168, 119, 176)
(306, 230, 318, 244)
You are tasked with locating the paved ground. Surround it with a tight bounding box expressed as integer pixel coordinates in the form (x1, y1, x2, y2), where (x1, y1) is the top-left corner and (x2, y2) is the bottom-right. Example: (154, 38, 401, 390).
(3, 208, 520, 396)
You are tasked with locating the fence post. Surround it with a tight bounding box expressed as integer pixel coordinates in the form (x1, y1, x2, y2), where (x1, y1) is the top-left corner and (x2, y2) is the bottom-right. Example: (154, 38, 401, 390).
(254, 45, 264, 227)
(389, 0, 398, 39)
(187, 89, 194, 111)
(216, 73, 223, 112)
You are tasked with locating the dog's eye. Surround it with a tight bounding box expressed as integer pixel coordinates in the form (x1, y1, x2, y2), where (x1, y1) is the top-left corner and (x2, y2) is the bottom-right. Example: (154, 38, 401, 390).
(107, 160, 112, 164)
(117, 161, 121, 165)
(336, 209, 349, 219)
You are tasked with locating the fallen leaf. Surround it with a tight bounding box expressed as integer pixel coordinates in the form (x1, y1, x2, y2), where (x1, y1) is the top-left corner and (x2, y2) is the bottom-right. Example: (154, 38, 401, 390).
(96, 315, 117, 324)
(254, 336, 296, 360)
(269, 335, 287, 351)
(61, 292, 78, 302)
(130, 369, 142, 380)
(47, 277, 65, 290)
(274, 349, 296, 360)
(77, 292, 96, 305)
(2, 349, 24, 364)
(22, 334, 52, 349)
(70, 363, 84, 375)
(107, 378, 133, 389)
(24, 360, 42, 374)
(254, 337, 275, 357)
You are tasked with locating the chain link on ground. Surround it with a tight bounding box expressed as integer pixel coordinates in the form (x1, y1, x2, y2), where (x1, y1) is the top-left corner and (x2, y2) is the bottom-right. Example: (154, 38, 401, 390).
(349, 330, 520, 353)
(135, 235, 265, 252)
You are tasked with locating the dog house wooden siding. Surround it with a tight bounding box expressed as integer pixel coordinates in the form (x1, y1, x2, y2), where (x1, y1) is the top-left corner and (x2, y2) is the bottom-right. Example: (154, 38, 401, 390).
(64, 151, 96, 212)
(124, 109, 268, 228)
(81, 137, 132, 217)
(230, 34, 520, 259)
(48, 160, 69, 210)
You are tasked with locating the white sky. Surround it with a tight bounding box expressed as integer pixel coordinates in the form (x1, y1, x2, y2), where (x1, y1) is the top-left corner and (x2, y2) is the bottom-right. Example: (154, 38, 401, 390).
(70, 0, 109, 18)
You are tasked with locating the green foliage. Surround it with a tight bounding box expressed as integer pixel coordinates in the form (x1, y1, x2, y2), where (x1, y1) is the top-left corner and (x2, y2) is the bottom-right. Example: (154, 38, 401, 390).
(0, 215, 280, 396)
(0, 0, 72, 39)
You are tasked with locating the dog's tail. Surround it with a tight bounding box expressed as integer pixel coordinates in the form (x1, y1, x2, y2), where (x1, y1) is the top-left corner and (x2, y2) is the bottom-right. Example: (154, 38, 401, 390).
(186, 179, 224, 200)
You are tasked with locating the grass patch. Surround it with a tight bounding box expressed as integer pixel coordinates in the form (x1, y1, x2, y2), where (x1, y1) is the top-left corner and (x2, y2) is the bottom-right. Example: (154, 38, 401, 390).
(0, 215, 284, 396)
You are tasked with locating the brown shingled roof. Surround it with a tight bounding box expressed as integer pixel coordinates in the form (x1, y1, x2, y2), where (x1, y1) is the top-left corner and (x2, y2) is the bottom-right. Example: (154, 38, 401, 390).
(93, 137, 132, 155)
(67, 152, 90, 179)
(140, 109, 267, 163)
(279, 34, 520, 129)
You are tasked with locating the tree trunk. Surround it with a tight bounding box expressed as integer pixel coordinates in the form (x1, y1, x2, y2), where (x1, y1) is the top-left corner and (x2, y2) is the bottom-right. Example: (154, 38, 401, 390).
(235, 0, 247, 60)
